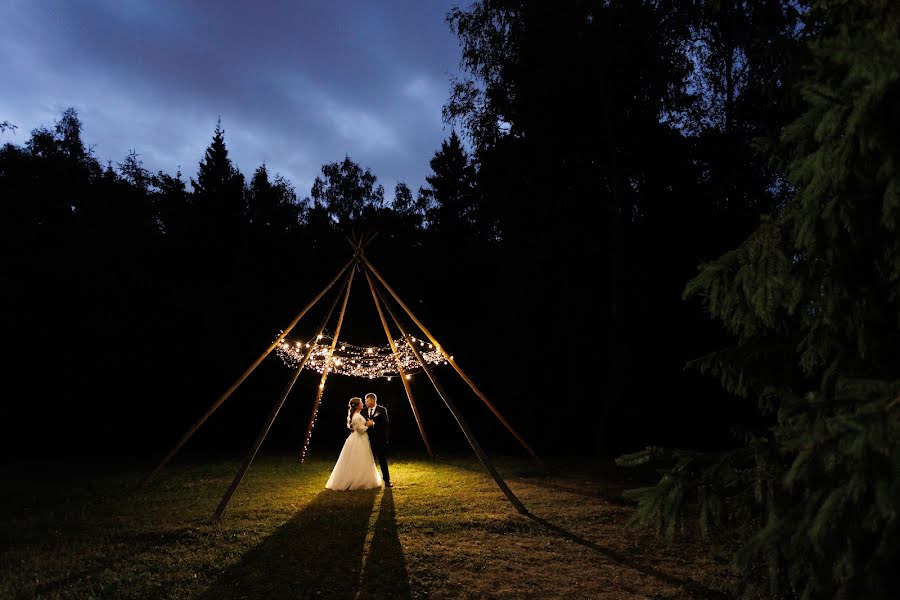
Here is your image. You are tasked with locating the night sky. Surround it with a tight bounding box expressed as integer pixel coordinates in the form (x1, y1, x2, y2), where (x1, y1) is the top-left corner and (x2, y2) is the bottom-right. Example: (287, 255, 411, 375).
(0, 0, 468, 195)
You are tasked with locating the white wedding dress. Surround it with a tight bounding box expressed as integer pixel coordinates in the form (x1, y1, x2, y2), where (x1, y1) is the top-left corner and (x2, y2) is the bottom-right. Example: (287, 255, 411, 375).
(325, 412, 383, 490)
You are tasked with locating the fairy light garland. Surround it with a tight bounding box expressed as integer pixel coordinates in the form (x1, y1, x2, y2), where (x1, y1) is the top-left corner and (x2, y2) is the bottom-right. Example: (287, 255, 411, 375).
(275, 333, 449, 380)
(278, 331, 451, 462)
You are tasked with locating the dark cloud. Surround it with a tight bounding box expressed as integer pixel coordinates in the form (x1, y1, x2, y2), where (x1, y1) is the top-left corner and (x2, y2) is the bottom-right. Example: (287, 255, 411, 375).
(0, 0, 468, 196)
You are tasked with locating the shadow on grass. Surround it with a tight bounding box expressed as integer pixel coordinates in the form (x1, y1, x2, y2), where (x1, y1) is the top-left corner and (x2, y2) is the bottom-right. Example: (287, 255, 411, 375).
(359, 489, 411, 599)
(523, 512, 733, 600)
(201, 487, 411, 600)
(516, 478, 634, 505)
(446, 456, 637, 506)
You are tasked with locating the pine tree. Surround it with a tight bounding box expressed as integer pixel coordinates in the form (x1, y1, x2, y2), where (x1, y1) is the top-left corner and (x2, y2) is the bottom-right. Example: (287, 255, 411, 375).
(419, 131, 480, 237)
(616, 2, 900, 598)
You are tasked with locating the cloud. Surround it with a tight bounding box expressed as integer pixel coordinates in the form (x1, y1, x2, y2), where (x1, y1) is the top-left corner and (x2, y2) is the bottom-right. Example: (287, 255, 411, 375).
(0, 0, 467, 195)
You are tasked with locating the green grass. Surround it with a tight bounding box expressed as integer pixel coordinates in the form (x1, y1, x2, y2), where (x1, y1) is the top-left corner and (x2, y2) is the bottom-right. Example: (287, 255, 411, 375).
(1, 455, 735, 599)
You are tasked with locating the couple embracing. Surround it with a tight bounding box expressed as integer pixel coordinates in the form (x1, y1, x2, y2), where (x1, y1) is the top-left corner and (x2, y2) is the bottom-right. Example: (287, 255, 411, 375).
(325, 392, 392, 490)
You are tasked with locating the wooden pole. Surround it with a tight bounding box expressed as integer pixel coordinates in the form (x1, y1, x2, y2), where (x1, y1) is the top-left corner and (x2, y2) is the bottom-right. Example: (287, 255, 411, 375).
(362, 267, 434, 458)
(361, 255, 542, 466)
(212, 268, 352, 522)
(345, 232, 378, 252)
(138, 254, 358, 490)
(299, 263, 356, 463)
(369, 272, 527, 514)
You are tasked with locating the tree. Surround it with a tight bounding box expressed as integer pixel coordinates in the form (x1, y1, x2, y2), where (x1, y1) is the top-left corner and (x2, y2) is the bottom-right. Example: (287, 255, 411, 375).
(191, 119, 246, 227)
(55, 107, 87, 160)
(618, 2, 900, 597)
(17, 108, 101, 227)
(684, 0, 806, 240)
(118, 149, 153, 191)
(247, 163, 302, 233)
(444, 0, 697, 452)
(310, 155, 384, 231)
(419, 131, 480, 238)
(391, 181, 426, 230)
(153, 169, 190, 238)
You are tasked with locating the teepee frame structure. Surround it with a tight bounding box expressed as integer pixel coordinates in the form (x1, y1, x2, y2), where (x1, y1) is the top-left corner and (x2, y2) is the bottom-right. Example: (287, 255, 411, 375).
(139, 233, 539, 521)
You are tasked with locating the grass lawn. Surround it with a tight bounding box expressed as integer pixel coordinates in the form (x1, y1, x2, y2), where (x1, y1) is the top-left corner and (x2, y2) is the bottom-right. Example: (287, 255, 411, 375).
(1, 454, 737, 599)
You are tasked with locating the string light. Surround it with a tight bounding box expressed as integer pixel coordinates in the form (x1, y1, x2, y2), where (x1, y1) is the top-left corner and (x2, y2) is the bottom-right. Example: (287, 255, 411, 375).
(287, 330, 451, 462)
(276, 332, 447, 380)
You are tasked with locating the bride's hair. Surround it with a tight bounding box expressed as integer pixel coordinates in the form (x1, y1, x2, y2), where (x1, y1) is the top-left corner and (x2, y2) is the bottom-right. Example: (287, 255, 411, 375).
(346, 397, 362, 429)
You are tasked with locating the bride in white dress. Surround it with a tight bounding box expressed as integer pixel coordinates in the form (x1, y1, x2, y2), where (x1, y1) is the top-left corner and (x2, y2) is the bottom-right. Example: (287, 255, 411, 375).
(325, 397, 383, 490)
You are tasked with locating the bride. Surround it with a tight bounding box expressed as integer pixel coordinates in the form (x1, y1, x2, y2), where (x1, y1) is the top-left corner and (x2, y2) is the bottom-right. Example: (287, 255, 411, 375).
(325, 397, 384, 490)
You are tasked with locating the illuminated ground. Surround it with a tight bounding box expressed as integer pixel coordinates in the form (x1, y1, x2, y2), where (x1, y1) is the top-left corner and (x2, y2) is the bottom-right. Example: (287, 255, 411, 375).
(1, 456, 736, 599)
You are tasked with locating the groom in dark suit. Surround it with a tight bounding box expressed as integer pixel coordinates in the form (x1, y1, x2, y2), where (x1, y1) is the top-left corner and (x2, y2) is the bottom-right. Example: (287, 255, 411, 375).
(363, 392, 392, 487)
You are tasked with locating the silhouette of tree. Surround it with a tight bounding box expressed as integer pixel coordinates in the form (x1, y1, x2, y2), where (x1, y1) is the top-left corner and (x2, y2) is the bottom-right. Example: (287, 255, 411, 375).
(310, 155, 384, 231)
(247, 163, 303, 234)
(20, 108, 101, 227)
(55, 107, 87, 160)
(191, 118, 246, 228)
(118, 150, 154, 192)
(685, 0, 806, 237)
(444, 0, 696, 452)
(419, 131, 481, 239)
(390, 181, 426, 231)
(79, 151, 158, 238)
(153, 168, 190, 238)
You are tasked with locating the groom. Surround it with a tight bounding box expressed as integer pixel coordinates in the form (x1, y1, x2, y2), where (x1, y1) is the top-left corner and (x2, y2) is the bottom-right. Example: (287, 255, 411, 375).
(363, 392, 392, 487)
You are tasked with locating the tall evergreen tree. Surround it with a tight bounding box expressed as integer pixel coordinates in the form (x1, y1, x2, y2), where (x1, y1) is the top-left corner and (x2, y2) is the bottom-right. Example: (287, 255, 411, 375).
(418, 131, 480, 238)
(191, 119, 246, 227)
(617, 1, 900, 597)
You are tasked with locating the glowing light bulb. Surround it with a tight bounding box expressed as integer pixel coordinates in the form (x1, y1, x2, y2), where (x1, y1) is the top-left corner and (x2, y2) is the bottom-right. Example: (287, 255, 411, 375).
(405, 374, 411, 380)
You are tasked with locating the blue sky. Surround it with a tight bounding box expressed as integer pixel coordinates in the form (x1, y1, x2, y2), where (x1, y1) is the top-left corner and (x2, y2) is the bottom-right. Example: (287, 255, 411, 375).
(0, 0, 469, 198)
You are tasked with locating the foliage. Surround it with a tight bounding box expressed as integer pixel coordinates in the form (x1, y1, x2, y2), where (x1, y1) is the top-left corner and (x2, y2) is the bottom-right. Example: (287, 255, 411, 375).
(310, 155, 385, 231)
(247, 163, 304, 234)
(617, 1, 900, 597)
(418, 131, 482, 238)
(191, 118, 246, 228)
